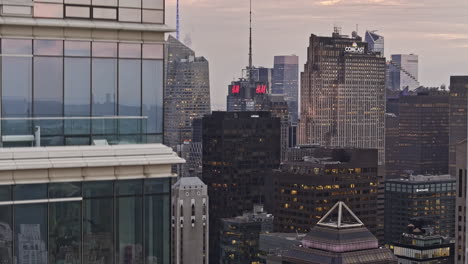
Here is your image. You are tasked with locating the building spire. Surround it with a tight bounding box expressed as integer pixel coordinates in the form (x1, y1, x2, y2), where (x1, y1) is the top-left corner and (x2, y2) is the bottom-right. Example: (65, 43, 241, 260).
(176, 0, 180, 40)
(248, 0, 253, 81)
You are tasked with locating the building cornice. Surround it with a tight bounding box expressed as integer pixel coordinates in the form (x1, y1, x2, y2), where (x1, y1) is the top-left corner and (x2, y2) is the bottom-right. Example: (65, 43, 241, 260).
(0, 144, 185, 185)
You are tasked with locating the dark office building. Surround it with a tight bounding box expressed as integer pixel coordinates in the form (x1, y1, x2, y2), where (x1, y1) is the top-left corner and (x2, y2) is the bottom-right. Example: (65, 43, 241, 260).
(385, 113, 399, 179)
(226, 78, 271, 112)
(265, 202, 397, 264)
(219, 205, 273, 264)
(449, 76, 468, 177)
(299, 29, 385, 165)
(398, 87, 449, 175)
(384, 175, 456, 245)
(202, 111, 281, 264)
(393, 220, 455, 264)
(265, 148, 380, 236)
(272, 55, 299, 122)
(455, 140, 467, 264)
(258, 67, 274, 91)
(268, 95, 290, 161)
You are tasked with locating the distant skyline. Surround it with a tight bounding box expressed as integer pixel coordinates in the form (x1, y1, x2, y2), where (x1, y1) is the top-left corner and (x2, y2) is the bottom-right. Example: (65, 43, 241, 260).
(166, 0, 468, 109)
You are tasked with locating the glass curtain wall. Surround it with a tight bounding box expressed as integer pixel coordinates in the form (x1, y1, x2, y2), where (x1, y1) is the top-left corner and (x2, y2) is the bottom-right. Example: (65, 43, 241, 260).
(0, 38, 164, 146)
(0, 178, 171, 264)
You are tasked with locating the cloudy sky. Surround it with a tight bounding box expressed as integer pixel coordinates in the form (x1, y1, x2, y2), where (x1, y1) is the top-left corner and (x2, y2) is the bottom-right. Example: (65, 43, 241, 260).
(165, 0, 468, 109)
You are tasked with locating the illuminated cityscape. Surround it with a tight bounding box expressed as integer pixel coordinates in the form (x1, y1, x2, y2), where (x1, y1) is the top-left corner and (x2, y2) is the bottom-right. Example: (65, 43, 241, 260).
(0, 0, 466, 263)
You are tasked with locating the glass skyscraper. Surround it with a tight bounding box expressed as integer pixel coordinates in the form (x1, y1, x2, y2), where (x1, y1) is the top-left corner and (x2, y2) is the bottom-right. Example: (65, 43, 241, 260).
(0, 144, 184, 264)
(0, 0, 168, 147)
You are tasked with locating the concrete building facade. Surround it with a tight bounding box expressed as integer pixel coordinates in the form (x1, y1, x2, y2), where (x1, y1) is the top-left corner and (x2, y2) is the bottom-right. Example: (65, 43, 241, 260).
(171, 177, 209, 264)
(299, 30, 386, 165)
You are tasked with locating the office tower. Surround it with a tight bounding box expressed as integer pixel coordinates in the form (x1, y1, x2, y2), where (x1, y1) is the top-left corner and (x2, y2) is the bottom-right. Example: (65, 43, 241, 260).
(387, 54, 420, 91)
(258, 67, 274, 90)
(299, 29, 386, 165)
(0, 0, 169, 147)
(449, 76, 468, 177)
(265, 202, 397, 264)
(165, 35, 211, 149)
(265, 148, 380, 237)
(384, 175, 456, 245)
(268, 95, 290, 161)
(219, 205, 273, 264)
(397, 87, 449, 175)
(172, 177, 209, 264)
(202, 111, 281, 264)
(227, 76, 271, 112)
(365, 30, 384, 56)
(393, 220, 455, 264)
(0, 144, 184, 264)
(385, 113, 400, 178)
(455, 140, 467, 264)
(272, 55, 299, 122)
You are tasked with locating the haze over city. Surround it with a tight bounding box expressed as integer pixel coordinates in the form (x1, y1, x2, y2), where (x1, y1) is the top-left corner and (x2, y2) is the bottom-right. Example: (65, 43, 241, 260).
(166, 0, 468, 109)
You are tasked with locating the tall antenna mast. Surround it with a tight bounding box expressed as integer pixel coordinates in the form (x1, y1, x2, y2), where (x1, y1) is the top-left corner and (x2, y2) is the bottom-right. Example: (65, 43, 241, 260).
(176, 0, 180, 40)
(248, 0, 253, 81)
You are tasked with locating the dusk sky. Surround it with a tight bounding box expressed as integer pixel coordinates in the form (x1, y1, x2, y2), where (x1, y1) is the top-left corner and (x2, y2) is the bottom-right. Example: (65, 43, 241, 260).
(166, 0, 468, 109)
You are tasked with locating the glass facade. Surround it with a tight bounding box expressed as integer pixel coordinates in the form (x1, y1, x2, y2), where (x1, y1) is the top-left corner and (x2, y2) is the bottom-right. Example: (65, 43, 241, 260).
(0, 38, 164, 146)
(0, 178, 171, 264)
(0, 0, 164, 24)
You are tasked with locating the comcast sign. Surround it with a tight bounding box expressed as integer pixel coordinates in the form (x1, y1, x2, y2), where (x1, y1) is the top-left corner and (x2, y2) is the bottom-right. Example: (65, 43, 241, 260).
(345, 42, 364, 54)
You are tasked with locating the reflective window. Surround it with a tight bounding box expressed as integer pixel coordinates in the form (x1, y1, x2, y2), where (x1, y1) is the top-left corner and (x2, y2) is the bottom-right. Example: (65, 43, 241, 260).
(15, 204, 48, 264)
(34, 40, 63, 55)
(49, 202, 81, 264)
(1, 39, 32, 55)
(1, 57, 33, 135)
(34, 57, 63, 117)
(65, 58, 91, 135)
(144, 178, 170, 194)
(92, 0, 117, 6)
(83, 181, 113, 198)
(142, 0, 164, 9)
(118, 59, 141, 135)
(145, 195, 169, 264)
(142, 9, 163, 24)
(48, 182, 82, 198)
(34, 3, 64, 18)
(92, 58, 117, 116)
(65, 41, 91, 57)
(65, 57, 91, 116)
(92, 42, 118, 57)
(118, 8, 141, 22)
(65, 5, 91, 18)
(142, 60, 163, 133)
(116, 196, 143, 264)
(0, 205, 13, 264)
(119, 43, 141, 58)
(0, 186, 11, 201)
(13, 184, 47, 201)
(142, 44, 163, 59)
(119, 0, 141, 8)
(116, 180, 143, 196)
(3, 5, 32, 16)
(92, 7, 117, 20)
(83, 198, 113, 264)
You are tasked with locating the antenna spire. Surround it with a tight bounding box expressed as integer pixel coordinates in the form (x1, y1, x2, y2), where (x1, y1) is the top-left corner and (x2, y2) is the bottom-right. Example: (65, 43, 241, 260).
(176, 0, 180, 40)
(248, 0, 253, 80)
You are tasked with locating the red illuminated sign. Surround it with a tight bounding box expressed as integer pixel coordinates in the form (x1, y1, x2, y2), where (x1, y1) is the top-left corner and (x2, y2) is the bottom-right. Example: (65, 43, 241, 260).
(256, 84, 267, 94)
(231, 85, 240, 94)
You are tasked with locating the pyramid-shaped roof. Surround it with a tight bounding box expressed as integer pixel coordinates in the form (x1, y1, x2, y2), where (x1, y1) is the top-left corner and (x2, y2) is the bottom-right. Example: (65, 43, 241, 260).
(316, 201, 364, 229)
